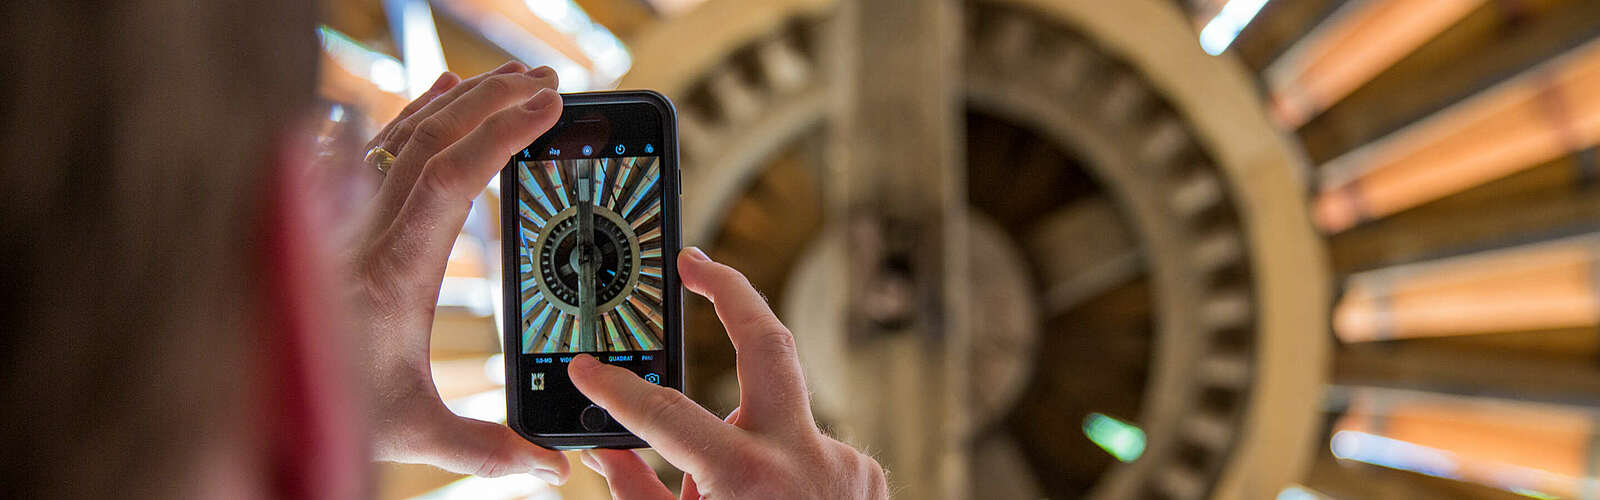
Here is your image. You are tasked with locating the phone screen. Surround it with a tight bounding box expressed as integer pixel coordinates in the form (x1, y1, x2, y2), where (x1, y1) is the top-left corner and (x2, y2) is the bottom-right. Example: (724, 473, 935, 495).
(504, 96, 679, 441)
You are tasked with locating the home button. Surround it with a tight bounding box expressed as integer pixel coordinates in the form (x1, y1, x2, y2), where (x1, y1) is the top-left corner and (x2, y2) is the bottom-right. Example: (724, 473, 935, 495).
(580, 405, 609, 432)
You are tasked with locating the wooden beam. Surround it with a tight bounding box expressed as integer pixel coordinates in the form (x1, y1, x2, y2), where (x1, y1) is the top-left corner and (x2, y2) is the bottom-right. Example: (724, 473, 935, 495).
(1226, 0, 1344, 75)
(1295, 0, 1600, 165)
(430, 355, 501, 401)
(1331, 386, 1599, 499)
(317, 46, 409, 127)
(1335, 233, 1600, 342)
(1305, 448, 1537, 500)
(1334, 341, 1600, 406)
(1315, 37, 1600, 233)
(1266, 0, 1484, 128)
(1024, 197, 1142, 315)
(1327, 154, 1600, 275)
(830, 0, 970, 498)
(428, 0, 596, 69)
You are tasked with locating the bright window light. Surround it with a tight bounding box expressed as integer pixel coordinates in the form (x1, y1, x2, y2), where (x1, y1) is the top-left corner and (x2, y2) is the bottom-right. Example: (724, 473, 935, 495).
(386, 0, 451, 98)
(1276, 487, 1314, 500)
(1331, 430, 1574, 499)
(523, 0, 632, 87)
(1332, 430, 1460, 480)
(1083, 413, 1146, 463)
(483, 353, 506, 386)
(444, 388, 507, 423)
(318, 26, 408, 94)
(1199, 0, 1271, 55)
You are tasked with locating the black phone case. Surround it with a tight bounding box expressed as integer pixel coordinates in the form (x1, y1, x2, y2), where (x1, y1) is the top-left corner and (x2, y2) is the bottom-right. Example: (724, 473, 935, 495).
(500, 90, 684, 449)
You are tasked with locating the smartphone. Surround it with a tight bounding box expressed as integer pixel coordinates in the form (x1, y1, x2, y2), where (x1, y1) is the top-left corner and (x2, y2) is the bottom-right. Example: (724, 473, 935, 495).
(501, 90, 683, 449)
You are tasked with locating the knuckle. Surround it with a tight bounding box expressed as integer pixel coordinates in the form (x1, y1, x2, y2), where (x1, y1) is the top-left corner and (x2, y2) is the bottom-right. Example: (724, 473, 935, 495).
(468, 439, 520, 478)
(413, 114, 457, 150)
(749, 322, 797, 355)
(705, 262, 754, 294)
(484, 108, 527, 140)
(724, 265, 757, 290)
(387, 119, 418, 147)
(478, 73, 523, 96)
(789, 438, 832, 469)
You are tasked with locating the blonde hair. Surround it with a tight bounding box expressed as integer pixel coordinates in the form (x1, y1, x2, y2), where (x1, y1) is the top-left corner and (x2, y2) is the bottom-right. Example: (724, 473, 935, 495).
(0, 0, 318, 496)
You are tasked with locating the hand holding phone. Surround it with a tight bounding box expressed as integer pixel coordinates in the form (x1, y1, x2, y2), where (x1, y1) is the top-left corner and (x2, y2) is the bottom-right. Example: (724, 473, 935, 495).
(352, 63, 570, 482)
(502, 91, 683, 449)
(567, 249, 891, 499)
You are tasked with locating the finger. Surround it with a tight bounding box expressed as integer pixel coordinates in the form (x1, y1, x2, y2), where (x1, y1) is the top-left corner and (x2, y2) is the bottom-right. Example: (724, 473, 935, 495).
(373, 87, 561, 275)
(362, 63, 522, 238)
(677, 247, 813, 430)
(378, 61, 529, 156)
(677, 408, 734, 500)
(568, 354, 744, 476)
(581, 449, 675, 500)
(412, 412, 570, 482)
(363, 72, 459, 153)
(371, 64, 558, 230)
(680, 473, 701, 500)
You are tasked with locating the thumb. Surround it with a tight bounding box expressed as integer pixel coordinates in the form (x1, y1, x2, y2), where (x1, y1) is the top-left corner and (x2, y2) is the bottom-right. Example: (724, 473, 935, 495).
(414, 413, 571, 483)
(581, 449, 675, 500)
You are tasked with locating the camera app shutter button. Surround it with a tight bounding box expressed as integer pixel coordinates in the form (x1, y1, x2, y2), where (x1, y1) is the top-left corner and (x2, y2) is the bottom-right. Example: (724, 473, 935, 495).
(580, 404, 609, 431)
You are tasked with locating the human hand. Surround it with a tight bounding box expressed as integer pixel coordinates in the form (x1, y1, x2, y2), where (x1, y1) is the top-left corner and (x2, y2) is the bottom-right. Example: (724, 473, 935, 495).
(346, 62, 569, 483)
(568, 248, 889, 499)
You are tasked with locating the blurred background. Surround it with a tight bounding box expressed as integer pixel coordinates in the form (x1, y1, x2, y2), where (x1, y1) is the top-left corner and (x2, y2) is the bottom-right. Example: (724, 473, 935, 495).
(310, 0, 1600, 498)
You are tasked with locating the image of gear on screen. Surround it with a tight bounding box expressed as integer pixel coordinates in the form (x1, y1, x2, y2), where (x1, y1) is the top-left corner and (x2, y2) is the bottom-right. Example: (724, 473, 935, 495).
(515, 156, 665, 354)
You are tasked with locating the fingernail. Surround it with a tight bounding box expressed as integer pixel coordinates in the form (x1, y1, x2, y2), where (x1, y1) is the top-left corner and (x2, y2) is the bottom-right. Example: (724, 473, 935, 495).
(531, 468, 562, 484)
(683, 246, 709, 262)
(579, 450, 604, 476)
(494, 61, 525, 74)
(427, 72, 454, 94)
(529, 65, 553, 78)
(570, 353, 597, 370)
(523, 88, 558, 111)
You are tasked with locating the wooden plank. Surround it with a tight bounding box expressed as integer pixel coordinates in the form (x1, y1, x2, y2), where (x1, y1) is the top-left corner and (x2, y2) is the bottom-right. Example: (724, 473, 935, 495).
(1024, 197, 1142, 315)
(317, 40, 408, 128)
(1335, 233, 1599, 341)
(428, 0, 594, 69)
(1314, 37, 1600, 233)
(1267, 0, 1484, 128)
(1331, 386, 1599, 498)
(1334, 341, 1600, 406)
(1226, 0, 1345, 74)
(1298, 0, 1600, 164)
(829, 1, 970, 498)
(1305, 449, 1534, 500)
(1327, 154, 1600, 275)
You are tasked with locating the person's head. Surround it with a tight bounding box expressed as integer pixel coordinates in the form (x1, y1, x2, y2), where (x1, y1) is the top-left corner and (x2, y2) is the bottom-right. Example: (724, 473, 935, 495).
(0, 0, 329, 497)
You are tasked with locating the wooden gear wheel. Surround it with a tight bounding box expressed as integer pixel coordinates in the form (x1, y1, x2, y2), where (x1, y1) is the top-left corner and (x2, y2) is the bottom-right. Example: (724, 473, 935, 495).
(618, 0, 1327, 498)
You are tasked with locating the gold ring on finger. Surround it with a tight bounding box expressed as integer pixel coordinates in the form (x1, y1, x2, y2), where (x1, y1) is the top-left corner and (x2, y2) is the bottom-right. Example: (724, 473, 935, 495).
(364, 146, 397, 176)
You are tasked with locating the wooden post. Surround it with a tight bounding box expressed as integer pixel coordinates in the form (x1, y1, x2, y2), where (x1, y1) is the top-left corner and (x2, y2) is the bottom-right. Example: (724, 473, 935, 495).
(825, 0, 971, 497)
